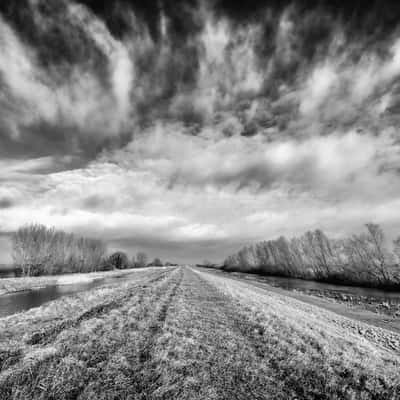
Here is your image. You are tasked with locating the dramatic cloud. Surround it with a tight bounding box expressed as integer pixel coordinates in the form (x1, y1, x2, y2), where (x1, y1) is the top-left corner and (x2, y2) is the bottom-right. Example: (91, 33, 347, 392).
(1, 0, 400, 262)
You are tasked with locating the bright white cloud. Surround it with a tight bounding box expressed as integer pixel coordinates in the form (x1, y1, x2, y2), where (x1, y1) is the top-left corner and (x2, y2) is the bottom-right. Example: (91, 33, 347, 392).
(0, 10, 133, 141)
(2, 2, 400, 264)
(1, 122, 400, 263)
(67, 3, 134, 122)
(300, 64, 337, 115)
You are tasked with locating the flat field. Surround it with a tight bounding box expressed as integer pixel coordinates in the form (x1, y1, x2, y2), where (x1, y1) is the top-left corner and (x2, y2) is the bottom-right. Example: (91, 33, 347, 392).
(0, 267, 399, 399)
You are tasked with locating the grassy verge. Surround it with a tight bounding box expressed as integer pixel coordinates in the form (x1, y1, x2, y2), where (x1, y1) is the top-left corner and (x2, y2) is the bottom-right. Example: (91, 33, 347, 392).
(202, 270, 400, 388)
(0, 267, 399, 399)
(207, 267, 400, 319)
(0, 267, 157, 296)
(289, 287, 400, 318)
(153, 269, 400, 399)
(0, 267, 176, 399)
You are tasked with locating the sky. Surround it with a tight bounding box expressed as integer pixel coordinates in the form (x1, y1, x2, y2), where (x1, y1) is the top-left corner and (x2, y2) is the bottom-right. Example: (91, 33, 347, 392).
(1, 0, 400, 264)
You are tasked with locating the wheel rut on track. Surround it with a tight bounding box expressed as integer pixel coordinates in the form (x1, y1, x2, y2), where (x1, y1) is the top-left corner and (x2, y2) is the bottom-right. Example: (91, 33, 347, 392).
(145, 268, 278, 400)
(122, 268, 184, 398)
(25, 270, 172, 346)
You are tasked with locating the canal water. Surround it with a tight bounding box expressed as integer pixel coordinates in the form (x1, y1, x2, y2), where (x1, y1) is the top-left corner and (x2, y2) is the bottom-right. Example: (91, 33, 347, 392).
(0, 270, 17, 278)
(226, 271, 400, 301)
(0, 274, 131, 318)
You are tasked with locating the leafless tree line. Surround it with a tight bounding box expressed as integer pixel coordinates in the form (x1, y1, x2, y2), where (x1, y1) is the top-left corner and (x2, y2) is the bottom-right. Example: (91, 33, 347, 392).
(224, 224, 400, 288)
(107, 251, 152, 269)
(12, 224, 107, 276)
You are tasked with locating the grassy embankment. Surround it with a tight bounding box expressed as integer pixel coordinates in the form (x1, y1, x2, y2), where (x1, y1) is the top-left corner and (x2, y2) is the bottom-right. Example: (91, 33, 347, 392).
(0, 267, 399, 399)
(209, 267, 400, 319)
(0, 268, 154, 296)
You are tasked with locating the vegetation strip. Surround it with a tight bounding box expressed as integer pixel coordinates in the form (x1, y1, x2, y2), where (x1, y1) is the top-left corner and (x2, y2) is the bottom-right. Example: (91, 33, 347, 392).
(125, 269, 183, 396)
(26, 269, 172, 347)
(0, 268, 180, 398)
(204, 268, 400, 353)
(0, 269, 172, 371)
(0, 268, 140, 297)
(195, 269, 400, 399)
(0, 267, 399, 399)
(225, 223, 400, 289)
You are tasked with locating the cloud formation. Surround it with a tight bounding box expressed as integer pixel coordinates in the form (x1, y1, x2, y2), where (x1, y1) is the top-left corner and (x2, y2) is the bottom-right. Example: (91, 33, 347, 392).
(1, 0, 400, 262)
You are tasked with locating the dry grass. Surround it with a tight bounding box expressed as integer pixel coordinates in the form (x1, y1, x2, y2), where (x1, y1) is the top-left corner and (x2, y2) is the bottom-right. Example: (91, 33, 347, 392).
(0, 267, 154, 296)
(196, 269, 400, 398)
(0, 267, 399, 399)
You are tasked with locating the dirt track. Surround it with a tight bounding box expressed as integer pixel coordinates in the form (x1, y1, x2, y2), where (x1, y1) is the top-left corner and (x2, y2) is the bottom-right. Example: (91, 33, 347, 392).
(0, 267, 399, 399)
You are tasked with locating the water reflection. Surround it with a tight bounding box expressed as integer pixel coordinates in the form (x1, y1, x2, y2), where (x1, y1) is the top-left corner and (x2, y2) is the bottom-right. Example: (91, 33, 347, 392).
(0, 270, 16, 278)
(232, 272, 400, 300)
(0, 275, 129, 318)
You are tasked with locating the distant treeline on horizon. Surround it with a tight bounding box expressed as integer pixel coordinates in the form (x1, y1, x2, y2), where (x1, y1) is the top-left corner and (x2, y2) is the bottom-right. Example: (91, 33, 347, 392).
(224, 223, 400, 289)
(10, 224, 170, 277)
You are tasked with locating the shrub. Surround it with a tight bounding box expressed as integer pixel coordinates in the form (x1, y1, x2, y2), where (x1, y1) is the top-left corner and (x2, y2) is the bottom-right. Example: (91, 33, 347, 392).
(108, 252, 130, 269)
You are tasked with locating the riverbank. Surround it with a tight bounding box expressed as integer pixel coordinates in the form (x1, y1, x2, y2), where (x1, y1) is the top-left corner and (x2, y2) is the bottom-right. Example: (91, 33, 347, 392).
(0, 268, 147, 296)
(289, 286, 400, 318)
(199, 267, 400, 335)
(223, 267, 400, 290)
(253, 276, 400, 319)
(215, 268, 400, 316)
(1, 267, 398, 399)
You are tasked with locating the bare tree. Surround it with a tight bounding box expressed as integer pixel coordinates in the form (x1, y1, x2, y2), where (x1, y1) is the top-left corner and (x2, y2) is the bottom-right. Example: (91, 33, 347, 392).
(392, 236, 400, 283)
(223, 223, 400, 287)
(151, 257, 163, 267)
(109, 252, 129, 269)
(237, 245, 258, 272)
(12, 224, 106, 276)
(223, 254, 240, 270)
(342, 224, 392, 284)
(365, 223, 391, 283)
(136, 251, 148, 268)
(202, 260, 214, 267)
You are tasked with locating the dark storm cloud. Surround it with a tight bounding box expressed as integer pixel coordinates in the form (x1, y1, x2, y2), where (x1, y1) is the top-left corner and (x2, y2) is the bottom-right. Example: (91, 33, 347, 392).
(213, 0, 400, 32)
(0, 198, 13, 209)
(0, 0, 134, 163)
(81, 0, 203, 41)
(2, 0, 400, 264)
(1, 0, 400, 165)
(0, 0, 109, 75)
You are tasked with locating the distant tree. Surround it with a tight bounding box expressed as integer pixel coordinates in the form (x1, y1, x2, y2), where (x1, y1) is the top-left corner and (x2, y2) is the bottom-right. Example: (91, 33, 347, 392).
(393, 236, 400, 263)
(165, 261, 178, 266)
(150, 257, 163, 267)
(135, 251, 148, 268)
(223, 222, 400, 288)
(12, 224, 106, 276)
(202, 260, 215, 267)
(392, 237, 400, 283)
(343, 224, 392, 284)
(98, 259, 114, 271)
(223, 254, 240, 270)
(108, 252, 129, 269)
